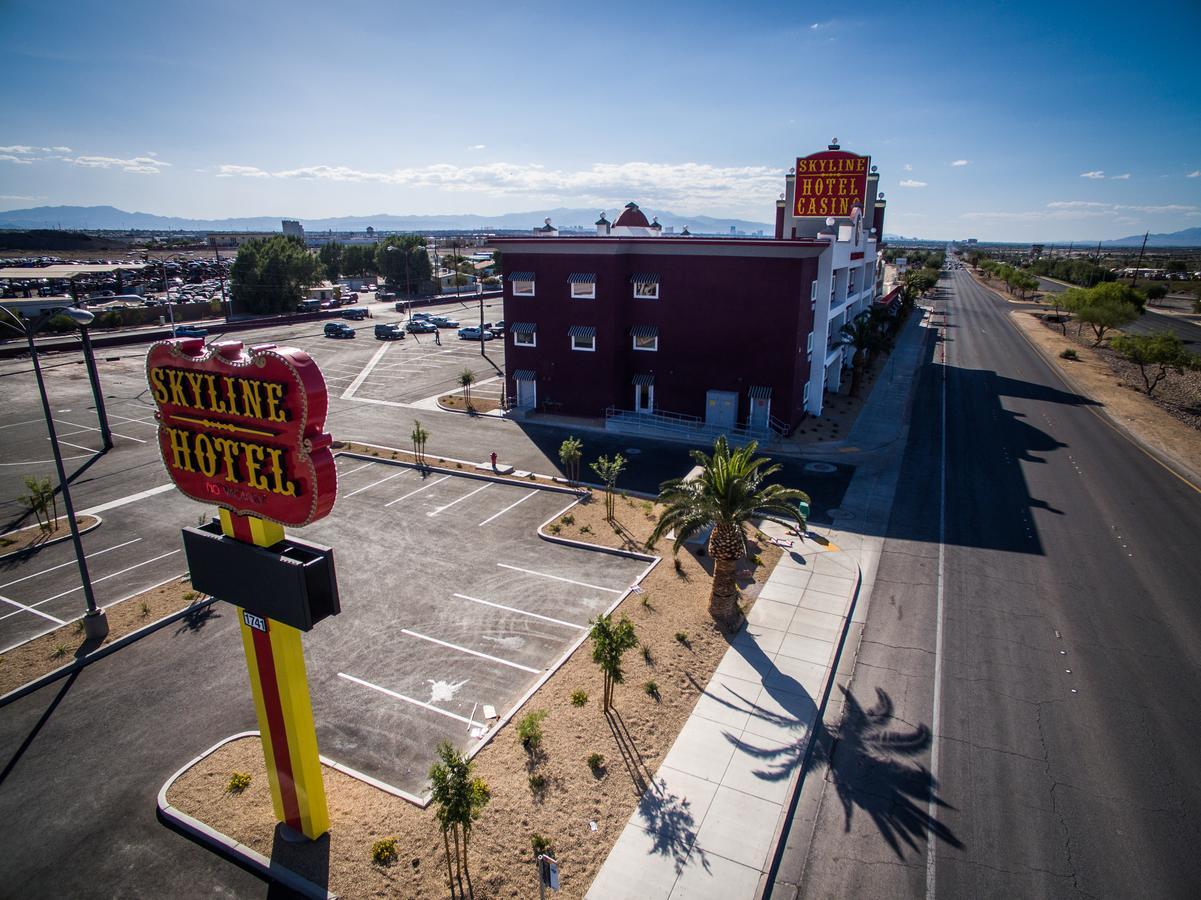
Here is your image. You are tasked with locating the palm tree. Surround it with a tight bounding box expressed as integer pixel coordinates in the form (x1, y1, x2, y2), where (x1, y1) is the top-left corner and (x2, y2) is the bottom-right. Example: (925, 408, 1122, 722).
(647, 437, 810, 632)
(839, 312, 881, 398)
(458, 368, 476, 408)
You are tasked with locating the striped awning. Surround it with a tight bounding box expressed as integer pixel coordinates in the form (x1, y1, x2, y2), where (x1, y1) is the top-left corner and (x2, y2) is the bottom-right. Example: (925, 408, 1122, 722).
(568, 273, 596, 284)
(630, 324, 659, 338)
(507, 271, 535, 281)
(511, 322, 537, 334)
(629, 273, 660, 284)
(631, 373, 655, 386)
(512, 369, 536, 381)
(748, 385, 772, 400)
(568, 325, 596, 338)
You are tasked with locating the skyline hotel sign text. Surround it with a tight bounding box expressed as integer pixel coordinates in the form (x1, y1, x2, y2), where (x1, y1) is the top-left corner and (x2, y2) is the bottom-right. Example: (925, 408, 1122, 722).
(146, 338, 336, 527)
(793, 150, 871, 218)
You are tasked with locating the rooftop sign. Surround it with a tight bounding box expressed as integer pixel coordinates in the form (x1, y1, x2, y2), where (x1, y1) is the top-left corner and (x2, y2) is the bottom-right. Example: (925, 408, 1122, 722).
(793, 150, 871, 219)
(146, 338, 336, 527)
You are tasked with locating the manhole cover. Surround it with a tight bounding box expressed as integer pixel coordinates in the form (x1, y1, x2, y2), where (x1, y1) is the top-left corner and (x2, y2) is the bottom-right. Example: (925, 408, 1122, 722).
(625, 448, 642, 455)
(804, 462, 837, 473)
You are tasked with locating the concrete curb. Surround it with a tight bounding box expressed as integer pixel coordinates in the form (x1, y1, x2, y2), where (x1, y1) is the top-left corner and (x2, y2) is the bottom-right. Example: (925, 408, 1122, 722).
(156, 731, 338, 900)
(0, 513, 103, 562)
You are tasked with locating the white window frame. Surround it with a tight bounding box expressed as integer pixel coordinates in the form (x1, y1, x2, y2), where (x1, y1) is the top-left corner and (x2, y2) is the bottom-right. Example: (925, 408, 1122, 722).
(632, 333, 658, 352)
(803, 383, 810, 405)
(514, 330, 536, 348)
(806, 331, 814, 357)
(849, 270, 857, 294)
(810, 280, 818, 308)
(571, 281, 596, 299)
(633, 281, 659, 300)
(512, 279, 535, 297)
(571, 333, 596, 352)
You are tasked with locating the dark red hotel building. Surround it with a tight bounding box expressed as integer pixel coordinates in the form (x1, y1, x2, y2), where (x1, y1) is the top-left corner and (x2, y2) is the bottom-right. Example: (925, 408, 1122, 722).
(496, 147, 886, 437)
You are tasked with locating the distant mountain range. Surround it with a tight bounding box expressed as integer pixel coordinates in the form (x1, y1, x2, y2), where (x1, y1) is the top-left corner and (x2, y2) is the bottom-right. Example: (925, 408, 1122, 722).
(1100, 227, 1201, 248)
(0, 205, 774, 235)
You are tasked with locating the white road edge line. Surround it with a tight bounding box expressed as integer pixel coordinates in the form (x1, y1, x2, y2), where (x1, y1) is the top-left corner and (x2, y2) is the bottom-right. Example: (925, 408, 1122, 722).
(452, 593, 584, 630)
(400, 628, 540, 673)
(385, 475, 450, 507)
(478, 490, 538, 526)
(341, 342, 392, 400)
(337, 672, 477, 725)
(0, 538, 143, 589)
(343, 469, 408, 499)
(428, 482, 491, 516)
(496, 563, 623, 594)
(0, 592, 66, 625)
(79, 483, 176, 516)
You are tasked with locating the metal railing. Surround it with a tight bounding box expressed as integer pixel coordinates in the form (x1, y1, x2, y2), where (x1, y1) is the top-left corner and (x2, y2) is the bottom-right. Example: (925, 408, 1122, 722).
(604, 406, 782, 444)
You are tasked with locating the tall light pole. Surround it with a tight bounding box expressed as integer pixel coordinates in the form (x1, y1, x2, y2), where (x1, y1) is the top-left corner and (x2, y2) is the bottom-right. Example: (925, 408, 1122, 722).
(0, 303, 109, 640)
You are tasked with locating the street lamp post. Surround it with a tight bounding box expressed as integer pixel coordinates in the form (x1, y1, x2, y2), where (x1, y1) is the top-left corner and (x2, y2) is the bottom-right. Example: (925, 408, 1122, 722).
(5, 305, 109, 640)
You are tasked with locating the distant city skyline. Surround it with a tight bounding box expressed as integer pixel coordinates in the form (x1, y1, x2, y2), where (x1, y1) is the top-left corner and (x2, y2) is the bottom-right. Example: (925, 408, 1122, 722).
(1, 0, 1198, 242)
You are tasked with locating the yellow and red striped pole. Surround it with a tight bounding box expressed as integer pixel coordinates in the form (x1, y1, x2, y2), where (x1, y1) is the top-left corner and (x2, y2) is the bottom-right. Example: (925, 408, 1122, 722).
(220, 509, 329, 840)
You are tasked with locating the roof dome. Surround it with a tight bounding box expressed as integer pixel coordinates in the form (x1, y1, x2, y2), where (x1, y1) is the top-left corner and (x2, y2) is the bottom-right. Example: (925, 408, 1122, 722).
(613, 202, 650, 228)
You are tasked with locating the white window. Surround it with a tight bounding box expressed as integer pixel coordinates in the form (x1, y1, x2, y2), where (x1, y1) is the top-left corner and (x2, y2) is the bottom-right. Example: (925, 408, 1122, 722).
(633, 333, 658, 352)
(633, 281, 659, 299)
(849, 270, 857, 293)
(571, 281, 595, 299)
(806, 331, 813, 357)
(572, 333, 596, 352)
(513, 279, 535, 296)
(514, 331, 536, 347)
(810, 280, 818, 303)
(804, 383, 810, 405)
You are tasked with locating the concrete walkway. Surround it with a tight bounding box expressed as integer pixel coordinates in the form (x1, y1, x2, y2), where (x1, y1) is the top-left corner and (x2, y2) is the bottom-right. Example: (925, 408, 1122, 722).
(586, 529, 860, 899)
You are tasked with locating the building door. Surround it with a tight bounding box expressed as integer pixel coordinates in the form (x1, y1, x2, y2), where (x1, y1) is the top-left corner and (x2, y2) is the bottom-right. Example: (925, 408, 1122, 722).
(748, 396, 770, 432)
(516, 378, 536, 410)
(634, 382, 653, 414)
(705, 390, 738, 429)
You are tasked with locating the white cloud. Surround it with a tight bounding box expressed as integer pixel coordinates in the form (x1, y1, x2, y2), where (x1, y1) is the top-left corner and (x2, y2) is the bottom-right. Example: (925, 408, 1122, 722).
(217, 164, 271, 178)
(963, 200, 1199, 222)
(0, 194, 45, 202)
(468, 144, 486, 150)
(0, 154, 34, 165)
(904, 163, 912, 171)
(1080, 170, 1105, 179)
(1110, 173, 1130, 180)
(65, 154, 171, 174)
(1188, 170, 1200, 178)
(951, 159, 969, 167)
(0, 144, 72, 154)
(899, 179, 927, 188)
(49, 146, 71, 153)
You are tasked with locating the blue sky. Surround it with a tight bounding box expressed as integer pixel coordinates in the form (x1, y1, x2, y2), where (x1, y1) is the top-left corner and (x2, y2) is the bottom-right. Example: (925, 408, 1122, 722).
(1, 0, 1198, 241)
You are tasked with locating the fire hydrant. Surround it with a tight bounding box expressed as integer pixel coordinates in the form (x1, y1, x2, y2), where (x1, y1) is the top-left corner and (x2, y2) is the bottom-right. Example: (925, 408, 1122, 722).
(490, 451, 497, 469)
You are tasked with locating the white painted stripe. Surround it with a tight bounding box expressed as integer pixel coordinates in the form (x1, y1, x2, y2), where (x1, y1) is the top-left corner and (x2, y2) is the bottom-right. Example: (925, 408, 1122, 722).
(478, 490, 538, 526)
(345, 395, 416, 410)
(337, 672, 477, 725)
(55, 438, 96, 453)
(343, 469, 408, 499)
(0, 538, 142, 589)
(385, 474, 450, 507)
(0, 418, 45, 430)
(78, 483, 175, 516)
(496, 563, 623, 594)
(428, 482, 491, 516)
(0, 453, 93, 466)
(106, 413, 157, 426)
(0, 592, 66, 625)
(400, 628, 540, 673)
(0, 549, 183, 619)
(337, 460, 375, 478)
(452, 593, 584, 630)
(54, 418, 146, 443)
(341, 342, 392, 399)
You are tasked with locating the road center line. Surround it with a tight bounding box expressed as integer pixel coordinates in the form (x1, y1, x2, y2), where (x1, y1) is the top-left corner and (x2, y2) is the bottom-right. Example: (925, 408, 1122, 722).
(337, 672, 477, 725)
(496, 563, 623, 594)
(0, 592, 66, 625)
(385, 475, 450, 507)
(452, 593, 584, 630)
(428, 482, 491, 516)
(341, 342, 392, 400)
(478, 490, 538, 526)
(400, 628, 541, 673)
(0, 538, 143, 589)
(343, 469, 408, 499)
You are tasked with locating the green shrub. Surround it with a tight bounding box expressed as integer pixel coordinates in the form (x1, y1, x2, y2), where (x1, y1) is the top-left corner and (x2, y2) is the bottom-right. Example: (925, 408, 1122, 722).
(547, 523, 561, 535)
(528, 773, 547, 792)
(140, 601, 151, 617)
(560, 514, 574, 526)
(580, 524, 592, 535)
(52, 644, 68, 659)
(587, 753, 605, 772)
(226, 772, 252, 794)
(182, 591, 198, 603)
(640, 593, 654, 611)
(644, 680, 660, 700)
(517, 709, 548, 750)
(674, 631, 689, 646)
(1059, 348, 1078, 360)
(641, 644, 654, 665)
(531, 833, 553, 858)
(570, 689, 588, 707)
(372, 837, 398, 866)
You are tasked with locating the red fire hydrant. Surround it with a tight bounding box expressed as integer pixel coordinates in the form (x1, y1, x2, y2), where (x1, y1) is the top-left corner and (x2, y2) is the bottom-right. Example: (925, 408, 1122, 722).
(490, 451, 497, 469)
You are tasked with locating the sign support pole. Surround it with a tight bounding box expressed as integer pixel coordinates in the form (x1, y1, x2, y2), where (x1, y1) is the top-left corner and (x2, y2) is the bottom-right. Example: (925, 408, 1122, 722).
(221, 508, 330, 840)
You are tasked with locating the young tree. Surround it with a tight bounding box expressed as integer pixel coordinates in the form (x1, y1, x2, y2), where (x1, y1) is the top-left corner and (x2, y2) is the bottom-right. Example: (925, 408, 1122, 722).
(589, 453, 627, 521)
(559, 436, 583, 484)
(1109, 333, 1199, 396)
(20, 475, 53, 533)
(458, 368, 476, 408)
(411, 420, 430, 467)
(588, 613, 638, 711)
(1065, 289, 1139, 345)
(229, 235, 322, 315)
(317, 241, 343, 281)
(429, 740, 491, 899)
(647, 437, 810, 631)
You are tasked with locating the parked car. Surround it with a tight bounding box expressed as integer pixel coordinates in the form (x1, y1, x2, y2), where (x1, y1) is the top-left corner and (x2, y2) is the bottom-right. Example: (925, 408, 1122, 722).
(175, 325, 208, 338)
(411, 312, 432, 320)
(407, 319, 437, 333)
(488, 320, 505, 336)
(324, 322, 356, 339)
(431, 316, 460, 328)
(374, 323, 405, 340)
(457, 326, 494, 341)
(342, 307, 369, 320)
(378, 290, 395, 300)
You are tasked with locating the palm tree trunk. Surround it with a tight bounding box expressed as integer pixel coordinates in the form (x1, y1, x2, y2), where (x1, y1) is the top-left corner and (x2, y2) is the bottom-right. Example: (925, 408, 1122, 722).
(708, 555, 743, 632)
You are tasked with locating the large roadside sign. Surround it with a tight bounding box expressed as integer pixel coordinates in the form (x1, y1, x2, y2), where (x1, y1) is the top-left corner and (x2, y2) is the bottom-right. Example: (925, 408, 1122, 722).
(793, 149, 871, 219)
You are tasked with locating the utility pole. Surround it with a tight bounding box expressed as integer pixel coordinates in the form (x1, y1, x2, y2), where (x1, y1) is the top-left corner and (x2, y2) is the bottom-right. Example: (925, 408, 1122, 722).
(1131, 231, 1149, 289)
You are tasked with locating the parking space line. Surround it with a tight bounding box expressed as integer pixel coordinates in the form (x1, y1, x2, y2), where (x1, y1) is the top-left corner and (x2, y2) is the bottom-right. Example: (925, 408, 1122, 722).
(79, 483, 175, 516)
(0, 418, 45, 430)
(54, 418, 146, 443)
(428, 482, 491, 517)
(1, 549, 183, 619)
(0, 592, 66, 625)
(0, 538, 143, 589)
(337, 460, 375, 479)
(385, 475, 450, 506)
(400, 628, 541, 673)
(343, 469, 408, 499)
(478, 490, 538, 526)
(337, 672, 477, 725)
(54, 438, 97, 453)
(107, 413, 158, 427)
(342, 343, 392, 400)
(496, 563, 624, 594)
(452, 593, 584, 630)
